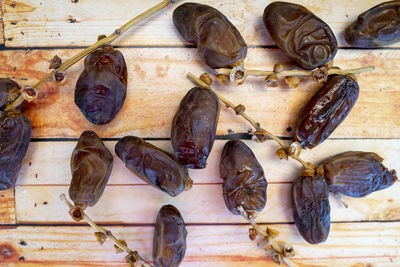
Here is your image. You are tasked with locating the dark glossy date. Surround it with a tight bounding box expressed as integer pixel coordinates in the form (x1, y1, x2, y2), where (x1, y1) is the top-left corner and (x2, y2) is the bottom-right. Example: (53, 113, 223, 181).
(0, 114, 31, 191)
(69, 130, 113, 207)
(171, 87, 220, 169)
(345, 1, 400, 48)
(173, 2, 247, 68)
(318, 151, 398, 197)
(263, 2, 338, 70)
(153, 205, 187, 267)
(294, 75, 359, 149)
(115, 136, 192, 197)
(219, 140, 267, 217)
(75, 45, 127, 125)
(292, 175, 330, 244)
(0, 78, 21, 111)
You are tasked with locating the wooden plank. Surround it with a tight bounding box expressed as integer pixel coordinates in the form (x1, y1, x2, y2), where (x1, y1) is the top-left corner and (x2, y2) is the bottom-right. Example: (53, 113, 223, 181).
(15, 182, 400, 224)
(18, 139, 400, 185)
(0, 48, 398, 138)
(0, 188, 15, 224)
(0, 0, 4, 45)
(2, 0, 398, 48)
(0, 223, 399, 266)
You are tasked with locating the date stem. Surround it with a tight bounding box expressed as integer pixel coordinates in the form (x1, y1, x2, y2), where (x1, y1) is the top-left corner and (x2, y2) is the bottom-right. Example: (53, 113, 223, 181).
(238, 206, 295, 266)
(187, 72, 314, 173)
(4, 0, 177, 113)
(216, 65, 375, 85)
(60, 194, 152, 267)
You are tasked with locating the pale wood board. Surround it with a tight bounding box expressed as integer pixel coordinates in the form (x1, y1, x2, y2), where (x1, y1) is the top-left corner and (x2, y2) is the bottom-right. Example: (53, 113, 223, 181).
(18, 139, 400, 185)
(0, 188, 15, 224)
(0, 48, 398, 138)
(2, 0, 398, 48)
(0, 223, 399, 266)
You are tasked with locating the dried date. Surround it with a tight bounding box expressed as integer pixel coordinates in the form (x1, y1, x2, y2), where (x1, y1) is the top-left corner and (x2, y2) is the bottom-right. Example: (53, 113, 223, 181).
(173, 3, 247, 68)
(115, 136, 192, 197)
(75, 45, 127, 125)
(294, 75, 359, 149)
(292, 175, 330, 244)
(0, 114, 31, 190)
(153, 205, 187, 267)
(171, 87, 220, 169)
(69, 130, 113, 208)
(263, 2, 338, 70)
(318, 151, 398, 197)
(345, 1, 400, 48)
(220, 140, 267, 217)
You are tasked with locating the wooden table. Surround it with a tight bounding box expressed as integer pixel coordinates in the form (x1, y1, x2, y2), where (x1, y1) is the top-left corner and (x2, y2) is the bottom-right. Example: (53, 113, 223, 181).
(0, 0, 399, 266)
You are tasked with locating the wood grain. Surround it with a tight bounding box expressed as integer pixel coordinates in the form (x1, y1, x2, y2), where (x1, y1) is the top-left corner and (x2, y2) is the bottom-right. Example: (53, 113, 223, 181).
(0, 0, 4, 45)
(0, 223, 399, 266)
(0, 188, 15, 224)
(0, 48, 398, 138)
(18, 139, 400, 185)
(14, 182, 400, 224)
(2, 0, 398, 48)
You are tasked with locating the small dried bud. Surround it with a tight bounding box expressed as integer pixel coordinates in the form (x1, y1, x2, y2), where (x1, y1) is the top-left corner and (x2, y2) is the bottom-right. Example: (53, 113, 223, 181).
(49, 55, 62, 69)
(125, 252, 139, 265)
(234, 104, 245, 115)
(266, 227, 279, 239)
(264, 74, 278, 87)
(230, 66, 247, 85)
(216, 74, 230, 85)
(249, 228, 258, 241)
(273, 63, 284, 73)
(53, 71, 67, 85)
(21, 86, 38, 102)
(284, 76, 300, 88)
(200, 73, 213, 85)
(252, 128, 268, 143)
(312, 67, 329, 83)
(94, 232, 107, 245)
(114, 240, 127, 253)
(69, 206, 84, 222)
(97, 34, 107, 41)
(275, 148, 288, 160)
(288, 142, 301, 158)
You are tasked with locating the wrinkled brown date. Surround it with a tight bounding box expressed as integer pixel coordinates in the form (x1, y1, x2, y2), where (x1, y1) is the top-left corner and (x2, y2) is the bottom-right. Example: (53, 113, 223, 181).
(69, 130, 113, 207)
(318, 151, 398, 197)
(75, 45, 127, 125)
(263, 2, 338, 70)
(153, 205, 187, 267)
(171, 87, 220, 169)
(115, 136, 192, 197)
(0, 114, 31, 191)
(292, 175, 330, 244)
(345, 1, 400, 48)
(173, 3, 247, 68)
(220, 140, 267, 217)
(294, 75, 359, 149)
(0, 78, 21, 111)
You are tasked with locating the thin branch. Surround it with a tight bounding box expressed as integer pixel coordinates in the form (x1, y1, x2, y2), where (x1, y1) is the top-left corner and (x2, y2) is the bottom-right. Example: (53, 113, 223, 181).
(238, 206, 295, 266)
(60, 194, 152, 267)
(4, 0, 176, 112)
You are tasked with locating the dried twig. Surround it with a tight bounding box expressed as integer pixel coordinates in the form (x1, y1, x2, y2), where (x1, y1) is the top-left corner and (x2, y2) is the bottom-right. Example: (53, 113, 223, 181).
(238, 206, 295, 266)
(4, 0, 177, 112)
(60, 194, 152, 267)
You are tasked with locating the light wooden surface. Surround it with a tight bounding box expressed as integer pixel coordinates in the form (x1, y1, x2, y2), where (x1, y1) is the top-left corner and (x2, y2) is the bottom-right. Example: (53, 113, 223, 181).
(0, 0, 399, 266)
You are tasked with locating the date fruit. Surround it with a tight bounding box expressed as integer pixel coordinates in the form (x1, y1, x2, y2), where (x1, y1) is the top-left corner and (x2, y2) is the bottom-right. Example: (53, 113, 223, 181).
(294, 75, 359, 149)
(153, 205, 187, 267)
(292, 175, 330, 244)
(171, 87, 220, 169)
(0, 114, 31, 190)
(318, 151, 398, 197)
(115, 136, 192, 197)
(345, 1, 400, 48)
(173, 3, 247, 68)
(263, 2, 338, 70)
(75, 45, 127, 125)
(69, 130, 113, 208)
(220, 140, 267, 217)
